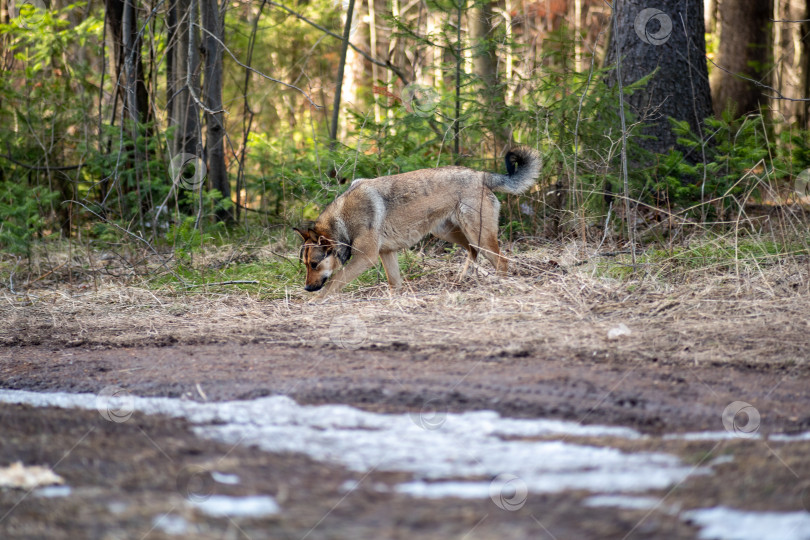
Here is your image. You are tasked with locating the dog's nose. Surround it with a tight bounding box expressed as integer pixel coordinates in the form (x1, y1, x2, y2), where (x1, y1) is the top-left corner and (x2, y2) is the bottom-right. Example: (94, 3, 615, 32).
(304, 283, 322, 292)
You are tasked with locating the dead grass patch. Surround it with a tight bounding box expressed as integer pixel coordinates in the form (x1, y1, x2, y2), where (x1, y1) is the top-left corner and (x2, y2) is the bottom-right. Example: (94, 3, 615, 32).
(2, 237, 809, 370)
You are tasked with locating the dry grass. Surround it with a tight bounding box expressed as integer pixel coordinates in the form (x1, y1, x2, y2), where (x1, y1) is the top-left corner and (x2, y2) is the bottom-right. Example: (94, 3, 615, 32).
(2, 234, 809, 369)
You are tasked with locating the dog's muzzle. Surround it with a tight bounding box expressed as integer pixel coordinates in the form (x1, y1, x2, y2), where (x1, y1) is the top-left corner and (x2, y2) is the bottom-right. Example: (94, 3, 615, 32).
(304, 277, 327, 292)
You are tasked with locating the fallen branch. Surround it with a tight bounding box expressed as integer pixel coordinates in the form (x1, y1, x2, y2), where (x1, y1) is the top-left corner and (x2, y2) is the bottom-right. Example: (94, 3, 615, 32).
(184, 280, 259, 288)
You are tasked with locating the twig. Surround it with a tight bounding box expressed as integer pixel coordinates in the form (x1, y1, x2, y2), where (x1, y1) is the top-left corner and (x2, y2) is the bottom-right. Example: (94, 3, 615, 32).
(610, 1, 636, 269)
(707, 56, 810, 102)
(568, 249, 640, 268)
(65, 200, 187, 285)
(27, 262, 68, 286)
(572, 25, 606, 255)
(680, 13, 709, 224)
(184, 280, 259, 288)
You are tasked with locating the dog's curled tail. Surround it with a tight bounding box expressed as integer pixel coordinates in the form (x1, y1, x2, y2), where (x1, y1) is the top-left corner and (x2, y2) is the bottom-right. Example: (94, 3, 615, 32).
(485, 146, 541, 195)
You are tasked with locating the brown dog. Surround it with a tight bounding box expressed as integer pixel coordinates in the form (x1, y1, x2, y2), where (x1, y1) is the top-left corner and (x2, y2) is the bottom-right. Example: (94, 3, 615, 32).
(294, 147, 540, 296)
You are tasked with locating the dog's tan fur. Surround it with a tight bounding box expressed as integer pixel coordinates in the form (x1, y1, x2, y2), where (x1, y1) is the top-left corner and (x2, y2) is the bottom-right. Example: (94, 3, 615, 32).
(294, 147, 541, 296)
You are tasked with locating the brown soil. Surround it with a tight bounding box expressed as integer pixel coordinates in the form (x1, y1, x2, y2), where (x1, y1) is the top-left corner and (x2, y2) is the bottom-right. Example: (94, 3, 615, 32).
(2, 248, 810, 538)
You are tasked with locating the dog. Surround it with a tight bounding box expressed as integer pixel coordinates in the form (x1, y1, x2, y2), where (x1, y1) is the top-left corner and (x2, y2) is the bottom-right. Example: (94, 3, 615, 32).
(294, 146, 541, 296)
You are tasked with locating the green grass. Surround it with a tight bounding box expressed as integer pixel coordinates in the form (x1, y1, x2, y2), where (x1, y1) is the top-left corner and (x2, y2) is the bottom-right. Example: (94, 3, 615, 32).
(593, 233, 810, 281)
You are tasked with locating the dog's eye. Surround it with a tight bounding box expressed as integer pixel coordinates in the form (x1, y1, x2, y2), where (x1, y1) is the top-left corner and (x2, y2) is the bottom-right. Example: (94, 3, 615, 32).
(310, 261, 319, 270)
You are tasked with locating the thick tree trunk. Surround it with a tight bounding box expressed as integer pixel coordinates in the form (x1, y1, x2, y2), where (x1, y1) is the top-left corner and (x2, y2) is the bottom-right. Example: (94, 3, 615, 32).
(201, 0, 230, 221)
(605, 0, 712, 156)
(710, 0, 772, 116)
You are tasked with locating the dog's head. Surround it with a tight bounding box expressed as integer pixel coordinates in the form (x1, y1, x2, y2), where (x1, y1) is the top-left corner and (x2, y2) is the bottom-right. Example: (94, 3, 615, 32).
(294, 227, 342, 292)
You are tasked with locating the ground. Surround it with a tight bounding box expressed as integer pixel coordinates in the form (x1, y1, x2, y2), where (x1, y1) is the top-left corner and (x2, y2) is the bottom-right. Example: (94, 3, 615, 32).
(1, 243, 809, 539)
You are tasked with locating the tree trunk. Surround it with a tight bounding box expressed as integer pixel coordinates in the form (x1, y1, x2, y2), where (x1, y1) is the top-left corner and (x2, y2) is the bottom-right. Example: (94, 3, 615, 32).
(329, 0, 356, 146)
(469, 0, 509, 150)
(604, 0, 712, 156)
(105, 0, 150, 127)
(710, 0, 772, 116)
(104, 0, 151, 227)
(201, 0, 230, 221)
(773, 0, 810, 129)
(170, 0, 201, 158)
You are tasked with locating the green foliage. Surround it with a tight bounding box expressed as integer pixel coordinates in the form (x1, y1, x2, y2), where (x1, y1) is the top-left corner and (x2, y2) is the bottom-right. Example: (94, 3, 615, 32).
(654, 113, 772, 217)
(0, 177, 59, 254)
(0, 0, 807, 283)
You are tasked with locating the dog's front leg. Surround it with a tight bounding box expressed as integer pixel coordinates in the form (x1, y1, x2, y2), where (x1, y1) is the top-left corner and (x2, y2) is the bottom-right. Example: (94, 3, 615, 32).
(318, 243, 379, 297)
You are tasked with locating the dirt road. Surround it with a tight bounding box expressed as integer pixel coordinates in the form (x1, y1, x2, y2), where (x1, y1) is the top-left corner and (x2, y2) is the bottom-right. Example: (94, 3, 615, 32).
(2, 259, 810, 539)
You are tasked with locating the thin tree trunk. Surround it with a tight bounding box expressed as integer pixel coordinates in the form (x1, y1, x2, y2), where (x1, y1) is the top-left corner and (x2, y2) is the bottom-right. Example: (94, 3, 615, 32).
(201, 0, 230, 221)
(368, 0, 380, 123)
(173, 0, 200, 158)
(166, 0, 177, 126)
(469, 0, 508, 150)
(454, 0, 463, 162)
(329, 0, 356, 147)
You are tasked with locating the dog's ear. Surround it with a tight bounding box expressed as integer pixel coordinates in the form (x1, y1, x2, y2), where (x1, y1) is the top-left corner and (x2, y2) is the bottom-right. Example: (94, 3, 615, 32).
(294, 227, 318, 243)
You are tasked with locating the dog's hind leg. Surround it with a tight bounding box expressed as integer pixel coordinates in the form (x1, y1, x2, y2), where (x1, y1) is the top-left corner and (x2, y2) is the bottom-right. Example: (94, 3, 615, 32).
(379, 250, 402, 289)
(458, 192, 509, 275)
(431, 222, 478, 279)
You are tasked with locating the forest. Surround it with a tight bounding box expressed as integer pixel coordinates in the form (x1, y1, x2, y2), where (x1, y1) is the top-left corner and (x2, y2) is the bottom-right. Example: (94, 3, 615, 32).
(3, 2, 810, 539)
(1, 0, 808, 273)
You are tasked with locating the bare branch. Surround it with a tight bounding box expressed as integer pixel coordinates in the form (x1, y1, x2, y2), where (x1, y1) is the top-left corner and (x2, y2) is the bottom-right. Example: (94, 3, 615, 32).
(0, 152, 85, 171)
(707, 56, 810, 102)
(194, 21, 322, 109)
(266, 0, 411, 84)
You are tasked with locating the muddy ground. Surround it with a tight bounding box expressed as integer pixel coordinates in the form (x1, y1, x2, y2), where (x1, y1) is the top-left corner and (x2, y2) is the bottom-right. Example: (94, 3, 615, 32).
(2, 250, 810, 539)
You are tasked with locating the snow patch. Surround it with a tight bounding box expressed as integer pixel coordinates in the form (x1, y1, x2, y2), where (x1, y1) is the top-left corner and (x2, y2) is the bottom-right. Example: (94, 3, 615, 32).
(683, 507, 810, 540)
(191, 495, 280, 518)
